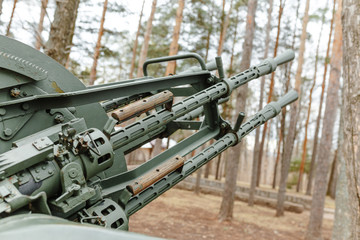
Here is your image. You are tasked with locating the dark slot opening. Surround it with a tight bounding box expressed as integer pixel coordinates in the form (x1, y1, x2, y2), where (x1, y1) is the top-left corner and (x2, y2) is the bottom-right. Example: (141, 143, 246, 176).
(98, 153, 111, 164)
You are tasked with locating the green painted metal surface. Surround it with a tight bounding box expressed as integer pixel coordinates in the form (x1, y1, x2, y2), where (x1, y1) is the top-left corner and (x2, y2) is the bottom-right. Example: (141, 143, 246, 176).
(0, 35, 297, 238)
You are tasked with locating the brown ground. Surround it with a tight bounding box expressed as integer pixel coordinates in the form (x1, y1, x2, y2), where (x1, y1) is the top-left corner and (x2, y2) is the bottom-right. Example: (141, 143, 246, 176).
(129, 188, 333, 240)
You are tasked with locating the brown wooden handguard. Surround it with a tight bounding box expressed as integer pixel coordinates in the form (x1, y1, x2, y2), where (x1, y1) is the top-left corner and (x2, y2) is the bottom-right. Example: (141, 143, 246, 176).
(127, 155, 185, 195)
(111, 91, 173, 122)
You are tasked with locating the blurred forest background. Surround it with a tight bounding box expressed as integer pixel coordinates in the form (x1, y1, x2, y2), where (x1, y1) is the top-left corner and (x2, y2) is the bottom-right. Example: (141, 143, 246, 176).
(0, 0, 359, 239)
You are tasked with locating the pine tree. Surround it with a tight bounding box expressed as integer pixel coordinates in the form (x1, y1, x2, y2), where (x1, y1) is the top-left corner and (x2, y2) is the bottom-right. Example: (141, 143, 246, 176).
(217, 0, 233, 56)
(89, 0, 109, 85)
(273, 0, 301, 189)
(276, 0, 311, 217)
(341, 0, 360, 236)
(46, 0, 80, 66)
(219, 0, 258, 221)
(249, 0, 273, 205)
(0, 0, 3, 19)
(165, 0, 185, 75)
(228, 9, 240, 77)
(257, 0, 285, 188)
(296, 5, 328, 192)
(6, 0, 18, 37)
(35, 0, 48, 50)
(331, 88, 350, 239)
(129, 0, 145, 79)
(306, 0, 336, 196)
(306, 0, 341, 237)
(137, 0, 157, 77)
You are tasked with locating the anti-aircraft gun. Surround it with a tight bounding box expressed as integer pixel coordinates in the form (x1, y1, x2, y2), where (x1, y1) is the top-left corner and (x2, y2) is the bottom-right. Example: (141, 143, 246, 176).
(0, 35, 297, 239)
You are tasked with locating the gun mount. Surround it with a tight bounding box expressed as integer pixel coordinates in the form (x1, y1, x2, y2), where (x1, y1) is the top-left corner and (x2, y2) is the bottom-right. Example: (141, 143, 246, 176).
(0, 35, 297, 239)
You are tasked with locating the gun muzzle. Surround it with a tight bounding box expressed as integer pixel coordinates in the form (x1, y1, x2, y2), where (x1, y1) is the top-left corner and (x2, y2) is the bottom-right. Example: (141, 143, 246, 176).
(276, 89, 298, 108)
(274, 49, 295, 66)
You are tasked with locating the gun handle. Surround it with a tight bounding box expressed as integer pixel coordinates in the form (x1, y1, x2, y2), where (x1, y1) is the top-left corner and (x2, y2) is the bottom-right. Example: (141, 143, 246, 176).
(127, 155, 185, 195)
(111, 91, 173, 123)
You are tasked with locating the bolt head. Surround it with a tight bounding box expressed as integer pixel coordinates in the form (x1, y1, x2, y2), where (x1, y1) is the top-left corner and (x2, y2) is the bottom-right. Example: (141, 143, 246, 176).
(68, 168, 78, 178)
(3, 128, 12, 136)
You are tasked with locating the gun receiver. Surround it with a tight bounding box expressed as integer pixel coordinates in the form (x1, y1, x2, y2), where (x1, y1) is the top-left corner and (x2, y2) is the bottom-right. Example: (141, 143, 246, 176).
(0, 35, 296, 234)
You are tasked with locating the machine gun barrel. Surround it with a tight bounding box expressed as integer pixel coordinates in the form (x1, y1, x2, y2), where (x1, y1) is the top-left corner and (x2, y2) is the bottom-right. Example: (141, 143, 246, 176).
(110, 50, 295, 151)
(124, 90, 298, 216)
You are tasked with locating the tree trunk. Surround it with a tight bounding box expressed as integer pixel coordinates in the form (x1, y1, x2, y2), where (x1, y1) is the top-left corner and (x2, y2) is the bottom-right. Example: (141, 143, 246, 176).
(296, 3, 327, 192)
(35, 0, 49, 50)
(217, 0, 233, 56)
(219, 0, 257, 220)
(327, 86, 343, 201)
(215, 0, 231, 184)
(194, 167, 202, 195)
(204, 4, 214, 62)
(149, 0, 184, 155)
(276, 0, 310, 217)
(89, 0, 108, 85)
(129, 0, 145, 79)
(306, 0, 336, 196)
(332, 147, 351, 239)
(150, 138, 162, 158)
(164, 0, 185, 75)
(327, 149, 338, 198)
(331, 83, 349, 239)
(305, 0, 342, 237)
(263, 120, 272, 185)
(338, 0, 360, 237)
(253, 0, 273, 190)
(6, 0, 17, 37)
(215, 154, 222, 180)
(0, 0, 3, 18)
(204, 160, 211, 179)
(45, 0, 80, 66)
(228, 9, 240, 77)
(194, 145, 206, 194)
(136, 0, 157, 77)
(256, 0, 284, 188)
(272, 129, 282, 189)
(273, 0, 300, 189)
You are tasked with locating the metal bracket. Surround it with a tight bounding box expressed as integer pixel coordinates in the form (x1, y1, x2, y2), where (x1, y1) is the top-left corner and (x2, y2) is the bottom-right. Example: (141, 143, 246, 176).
(32, 137, 53, 151)
(79, 198, 129, 231)
(28, 161, 56, 183)
(49, 162, 95, 216)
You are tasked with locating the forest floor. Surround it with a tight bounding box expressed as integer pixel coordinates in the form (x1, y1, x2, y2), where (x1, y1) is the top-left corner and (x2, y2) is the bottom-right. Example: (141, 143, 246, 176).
(129, 188, 334, 240)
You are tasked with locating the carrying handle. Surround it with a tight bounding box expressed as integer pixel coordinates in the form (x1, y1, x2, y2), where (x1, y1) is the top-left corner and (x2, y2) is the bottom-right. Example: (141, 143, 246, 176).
(143, 53, 206, 76)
